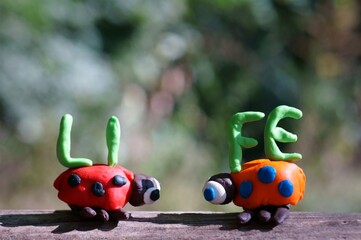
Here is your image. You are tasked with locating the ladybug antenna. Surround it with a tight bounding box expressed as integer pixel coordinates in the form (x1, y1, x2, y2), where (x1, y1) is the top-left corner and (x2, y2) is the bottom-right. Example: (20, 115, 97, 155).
(57, 114, 93, 168)
(264, 105, 303, 161)
(229, 111, 265, 173)
(106, 116, 120, 167)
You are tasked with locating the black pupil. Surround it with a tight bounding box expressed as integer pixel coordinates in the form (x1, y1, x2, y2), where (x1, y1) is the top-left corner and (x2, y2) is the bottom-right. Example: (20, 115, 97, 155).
(142, 179, 154, 189)
(150, 189, 160, 201)
(113, 175, 127, 186)
(68, 174, 81, 187)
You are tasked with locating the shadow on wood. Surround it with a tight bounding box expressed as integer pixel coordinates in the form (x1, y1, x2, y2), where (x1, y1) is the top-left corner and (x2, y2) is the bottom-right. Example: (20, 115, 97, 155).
(130, 212, 276, 231)
(0, 210, 118, 233)
(0, 210, 275, 234)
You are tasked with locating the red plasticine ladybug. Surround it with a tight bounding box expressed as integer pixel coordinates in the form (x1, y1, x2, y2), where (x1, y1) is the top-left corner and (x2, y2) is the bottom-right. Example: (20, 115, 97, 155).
(203, 105, 306, 225)
(54, 114, 161, 221)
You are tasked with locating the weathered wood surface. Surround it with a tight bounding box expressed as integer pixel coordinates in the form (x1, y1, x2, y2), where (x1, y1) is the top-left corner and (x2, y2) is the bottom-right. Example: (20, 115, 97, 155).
(0, 210, 360, 239)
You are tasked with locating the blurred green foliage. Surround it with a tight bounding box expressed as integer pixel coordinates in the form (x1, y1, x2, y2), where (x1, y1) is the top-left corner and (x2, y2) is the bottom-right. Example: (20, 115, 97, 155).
(0, 0, 360, 212)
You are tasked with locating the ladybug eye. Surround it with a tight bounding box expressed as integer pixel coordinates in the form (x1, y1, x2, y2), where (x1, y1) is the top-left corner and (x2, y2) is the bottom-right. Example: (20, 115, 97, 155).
(113, 175, 127, 186)
(143, 179, 161, 204)
(203, 181, 227, 204)
(68, 174, 81, 188)
(141, 179, 154, 189)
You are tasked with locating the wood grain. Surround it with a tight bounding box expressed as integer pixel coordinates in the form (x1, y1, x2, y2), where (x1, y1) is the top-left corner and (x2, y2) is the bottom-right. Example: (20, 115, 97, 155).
(0, 210, 361, 239)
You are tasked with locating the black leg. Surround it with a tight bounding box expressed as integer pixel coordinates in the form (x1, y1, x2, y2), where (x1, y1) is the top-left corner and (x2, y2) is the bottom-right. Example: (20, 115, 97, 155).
(237, 209, 255, 224)
(258, 209, 272, 223)
(80, 207, 97, 219)
(108, 208, 131, 221)
(96, 209, 110, 222)
(272, 206, 290, 225)
(238, 205, 290, 225)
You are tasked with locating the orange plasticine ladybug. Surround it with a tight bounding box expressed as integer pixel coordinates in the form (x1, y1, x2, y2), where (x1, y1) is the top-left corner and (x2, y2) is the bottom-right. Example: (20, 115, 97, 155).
(203, 105, 306, 225)
(54, 114, 160, 221)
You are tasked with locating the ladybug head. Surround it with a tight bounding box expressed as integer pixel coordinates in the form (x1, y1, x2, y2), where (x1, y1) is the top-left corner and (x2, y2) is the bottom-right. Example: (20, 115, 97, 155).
(203, 173, 235, 205)
(129, 174, 161, 206)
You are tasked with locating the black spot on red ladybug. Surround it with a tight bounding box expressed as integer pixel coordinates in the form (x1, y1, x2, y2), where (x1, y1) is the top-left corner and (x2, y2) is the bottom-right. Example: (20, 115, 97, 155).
(113, 175, 127, 186)
(68, 174, 81, 188)
(92, 182, 105, 197)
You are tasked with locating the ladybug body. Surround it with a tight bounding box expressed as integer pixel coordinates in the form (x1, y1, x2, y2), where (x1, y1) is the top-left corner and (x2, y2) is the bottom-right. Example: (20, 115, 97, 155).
(203, 106, 306, 225)
(54, 164, 134, 211)
(231, 159, 305, 210)
(54, 115, 160, 221)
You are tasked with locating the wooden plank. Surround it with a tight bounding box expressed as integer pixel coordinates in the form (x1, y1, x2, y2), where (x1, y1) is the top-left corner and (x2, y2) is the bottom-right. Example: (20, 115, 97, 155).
(0, 210, 361, 239)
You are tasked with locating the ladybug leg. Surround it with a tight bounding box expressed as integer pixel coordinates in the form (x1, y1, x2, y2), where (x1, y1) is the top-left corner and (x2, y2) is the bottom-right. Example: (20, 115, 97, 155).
(95, 209, 110, 222)
(68, 204, 81, 212)
(68, 205, 97, 219)
(258, 208, 272, 223)
(68, 205, 114, 222)
(272, 205, 290, 225)
(254, 205, 290, 225)
(80, 207, 97, 219)
(238, 205, 289, 225)
(108, 208, 130, 221)
(237, 209, 256, 224)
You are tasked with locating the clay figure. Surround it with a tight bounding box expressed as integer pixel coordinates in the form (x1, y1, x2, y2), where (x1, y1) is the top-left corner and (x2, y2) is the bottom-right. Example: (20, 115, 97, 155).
(203, 105, 306, 225)
(54, 114, 160, 221)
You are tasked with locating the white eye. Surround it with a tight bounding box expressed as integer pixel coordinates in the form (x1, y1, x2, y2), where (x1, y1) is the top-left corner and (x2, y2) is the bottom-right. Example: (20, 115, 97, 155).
(144, 187, 160, 204)
(203, 180, 227, 204)
(153, 179, 161, 190)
